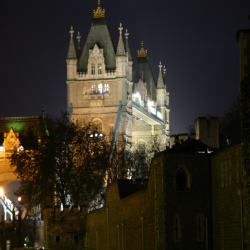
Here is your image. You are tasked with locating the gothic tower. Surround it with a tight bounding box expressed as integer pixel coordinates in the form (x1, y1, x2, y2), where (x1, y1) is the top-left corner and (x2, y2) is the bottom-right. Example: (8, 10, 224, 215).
(66, 1, 133, 144)
(66, 0, 170, 151)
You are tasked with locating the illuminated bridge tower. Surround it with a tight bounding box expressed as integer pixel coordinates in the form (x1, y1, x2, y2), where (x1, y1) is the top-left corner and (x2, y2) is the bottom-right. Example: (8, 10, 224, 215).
(66, 1, 133, 144)
(66, 0, 170, 152)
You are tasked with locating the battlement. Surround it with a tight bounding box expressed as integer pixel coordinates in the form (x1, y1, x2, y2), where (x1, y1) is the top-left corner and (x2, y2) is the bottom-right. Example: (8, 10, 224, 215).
(44, 205, 88, 215)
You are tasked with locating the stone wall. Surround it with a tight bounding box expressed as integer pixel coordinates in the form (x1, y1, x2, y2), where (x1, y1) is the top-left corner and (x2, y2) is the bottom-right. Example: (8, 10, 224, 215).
(43, 206, 87, 250)
(162, 152, 212, 250)
(86, 162, 156, 250)
(211, 143, 244, 249)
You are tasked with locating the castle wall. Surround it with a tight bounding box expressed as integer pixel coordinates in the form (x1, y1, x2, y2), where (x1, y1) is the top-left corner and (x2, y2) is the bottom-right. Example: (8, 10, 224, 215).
(162, 153, 212, 250)
(86, 161, 156, 250)
(43, 206, 87, 250)
(211, 143, 244, 249)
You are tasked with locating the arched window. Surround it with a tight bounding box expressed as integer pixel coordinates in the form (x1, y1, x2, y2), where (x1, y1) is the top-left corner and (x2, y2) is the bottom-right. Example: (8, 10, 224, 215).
(175, 167, 190, 190)
(92, 119, 102, 133)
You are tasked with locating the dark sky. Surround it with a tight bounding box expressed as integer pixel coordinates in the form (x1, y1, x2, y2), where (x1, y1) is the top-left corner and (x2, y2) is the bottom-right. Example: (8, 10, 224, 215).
(0, 0, 249, 136)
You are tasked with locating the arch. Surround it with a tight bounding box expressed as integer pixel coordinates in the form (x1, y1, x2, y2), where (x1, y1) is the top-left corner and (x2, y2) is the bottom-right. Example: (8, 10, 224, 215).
(175, 165, 191, 190)
(92, 118, 103, 133)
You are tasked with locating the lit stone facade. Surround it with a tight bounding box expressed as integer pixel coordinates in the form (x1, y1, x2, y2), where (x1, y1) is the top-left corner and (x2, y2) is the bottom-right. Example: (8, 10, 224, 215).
(66, 2, 170, 151)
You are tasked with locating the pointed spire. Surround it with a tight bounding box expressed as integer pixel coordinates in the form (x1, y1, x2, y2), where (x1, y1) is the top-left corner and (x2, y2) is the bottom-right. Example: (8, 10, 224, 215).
(157, 62, 164, 89)
(116, 23, 126, 56)
(76, 32, 82, 60)
(124, 29, 132, 61)
(67, 26, 77, 60)
(163, 65, 169, 92)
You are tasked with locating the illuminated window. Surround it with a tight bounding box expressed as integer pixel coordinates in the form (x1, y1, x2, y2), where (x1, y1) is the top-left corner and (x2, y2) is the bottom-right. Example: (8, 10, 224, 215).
(91, 85, 97, 94)
(0, 146, 3, 151)
(92, 119, 102, 133)
(98, 84, 103, 94)
(6, 240, 11, 250)
(104, 84, 109, 93)
(98, 64, 102, 74)
(91, 64, 95, 75)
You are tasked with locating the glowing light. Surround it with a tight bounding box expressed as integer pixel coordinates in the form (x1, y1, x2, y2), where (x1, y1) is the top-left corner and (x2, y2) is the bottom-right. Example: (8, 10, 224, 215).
(95, 133, 98, 137)
(20, 145, 24, 151)
(18, 197, 22, 202)
(0, 188, 4, 197)
(0, 146, 3, 152)
(90, 134, 93, 138)
(99, 133, 103, 137)
(134, 92, 140, 98)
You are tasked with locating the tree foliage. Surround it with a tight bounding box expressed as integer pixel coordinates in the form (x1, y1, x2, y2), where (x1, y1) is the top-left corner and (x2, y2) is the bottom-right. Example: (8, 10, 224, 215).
(11, 112, 110, 217)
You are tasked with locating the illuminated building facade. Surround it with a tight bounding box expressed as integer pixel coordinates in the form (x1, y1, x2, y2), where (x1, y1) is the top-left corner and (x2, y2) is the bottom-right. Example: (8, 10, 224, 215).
(66, 0, 170, 152)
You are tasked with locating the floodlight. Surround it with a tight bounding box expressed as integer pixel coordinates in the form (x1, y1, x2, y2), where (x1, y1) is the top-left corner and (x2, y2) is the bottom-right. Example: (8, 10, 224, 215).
(0, 188, 4, 197)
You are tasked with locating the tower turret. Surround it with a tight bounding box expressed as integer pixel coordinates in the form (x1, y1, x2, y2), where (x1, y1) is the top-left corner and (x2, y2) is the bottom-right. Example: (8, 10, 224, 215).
(76, 32, 82, 61)
(66, 26, 77, 80)
(116, 23, 127, 77)
(124, 29, 133, 82)
(156, 62, 165, 107)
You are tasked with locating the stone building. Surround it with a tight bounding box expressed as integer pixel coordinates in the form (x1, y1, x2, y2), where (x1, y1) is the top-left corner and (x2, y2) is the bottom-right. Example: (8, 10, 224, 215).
(66, 0, 170, 152)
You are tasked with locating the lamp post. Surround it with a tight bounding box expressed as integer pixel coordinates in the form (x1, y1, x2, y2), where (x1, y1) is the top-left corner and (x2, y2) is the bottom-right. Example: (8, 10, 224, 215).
(17, 196, 22, 247)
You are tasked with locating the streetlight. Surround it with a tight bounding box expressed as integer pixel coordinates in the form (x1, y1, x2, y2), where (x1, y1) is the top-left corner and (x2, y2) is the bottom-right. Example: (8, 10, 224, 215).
(0, 188, 4, 197)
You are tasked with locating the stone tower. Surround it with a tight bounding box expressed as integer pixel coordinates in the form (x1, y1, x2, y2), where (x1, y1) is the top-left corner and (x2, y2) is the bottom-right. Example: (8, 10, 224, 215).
(66, 0, 170, 151)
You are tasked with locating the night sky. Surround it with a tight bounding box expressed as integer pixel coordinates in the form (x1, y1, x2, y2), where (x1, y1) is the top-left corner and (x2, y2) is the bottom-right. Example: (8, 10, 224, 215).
(0, 0, 249, 135)
(0, 0, 249, 210)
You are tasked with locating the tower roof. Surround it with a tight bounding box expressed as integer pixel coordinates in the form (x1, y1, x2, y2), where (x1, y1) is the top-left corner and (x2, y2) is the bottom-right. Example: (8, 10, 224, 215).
(157, 62, 165, 89)
(67, 26, 77, 60)
(133, 42, 156, 100)
(124, 29, 132, 61)
(78, 1, 116, 72)
(163, 65, 169, 92)
(76, 32, 82, 60)
(116, 23, 126, 56)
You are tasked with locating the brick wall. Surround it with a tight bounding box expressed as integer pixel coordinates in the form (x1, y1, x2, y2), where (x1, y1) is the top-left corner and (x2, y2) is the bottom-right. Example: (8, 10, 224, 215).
(211, 143, 244, 250)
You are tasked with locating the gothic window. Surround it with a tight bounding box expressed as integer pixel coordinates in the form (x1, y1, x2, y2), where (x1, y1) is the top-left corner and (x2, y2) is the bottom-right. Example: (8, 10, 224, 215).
(175, 167, 190, 190)
(98, 64, 102, 74)
(104, 84, 109, 94)
(98, 84, 103, 94)
(91, 85, 97, 94)
(91, 64, 95, 75)
(92, 119, 102, 133)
